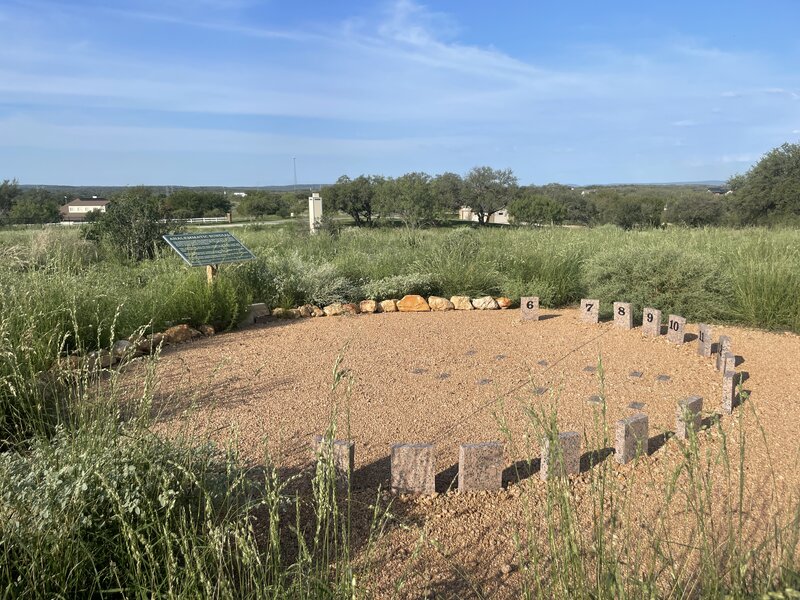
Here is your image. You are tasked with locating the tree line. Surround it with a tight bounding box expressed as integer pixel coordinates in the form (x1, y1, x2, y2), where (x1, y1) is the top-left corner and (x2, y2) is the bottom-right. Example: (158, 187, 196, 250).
(0, 184, 235, 225)
(320, 141, 800, 229)
(3, 140, 798, 228)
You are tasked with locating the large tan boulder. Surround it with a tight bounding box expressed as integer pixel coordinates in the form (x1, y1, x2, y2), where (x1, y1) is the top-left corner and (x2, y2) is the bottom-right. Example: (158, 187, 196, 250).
(198, 324, 215, 336)
(471, 296, 499, 310)
(496, 297, 512, 309)
(342, 303, 360, 315)
(137, 332, 166, 354)
(428, 296, 454, 311)
(298, 304, 313, 318)
(397, 295, 430, 312)
(311, 305, 325, 317)
(451, 296, 474, 310)
(380, 299, 399, 313)
(164, 324, 202, 344)
(360, 300, 379, 314)
(323, 303, 344, 316)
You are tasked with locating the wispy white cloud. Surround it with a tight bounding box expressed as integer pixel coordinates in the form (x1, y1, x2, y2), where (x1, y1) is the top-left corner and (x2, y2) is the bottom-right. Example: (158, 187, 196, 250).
(2, 0, 799, 184)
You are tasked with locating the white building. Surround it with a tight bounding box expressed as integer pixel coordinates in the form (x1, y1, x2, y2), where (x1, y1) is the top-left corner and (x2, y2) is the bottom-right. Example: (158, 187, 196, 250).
(458, 206, 510, 225)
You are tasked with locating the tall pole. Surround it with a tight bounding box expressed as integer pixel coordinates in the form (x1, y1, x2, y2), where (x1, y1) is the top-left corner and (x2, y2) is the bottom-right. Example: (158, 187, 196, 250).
(293, 157, 297, 192)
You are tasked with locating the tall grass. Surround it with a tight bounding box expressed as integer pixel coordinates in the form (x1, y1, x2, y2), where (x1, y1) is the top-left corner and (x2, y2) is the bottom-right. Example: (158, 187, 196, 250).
(492, 363, 800, 598)
(2, 221, 800, 596)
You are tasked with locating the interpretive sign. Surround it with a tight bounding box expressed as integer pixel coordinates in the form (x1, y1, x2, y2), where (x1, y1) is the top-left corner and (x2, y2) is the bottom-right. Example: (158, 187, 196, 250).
(163, 232, 256, 267)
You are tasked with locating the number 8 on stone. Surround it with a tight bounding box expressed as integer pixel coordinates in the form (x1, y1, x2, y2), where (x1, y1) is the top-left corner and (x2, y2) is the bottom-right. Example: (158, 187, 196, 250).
(613, 302, 633, 330)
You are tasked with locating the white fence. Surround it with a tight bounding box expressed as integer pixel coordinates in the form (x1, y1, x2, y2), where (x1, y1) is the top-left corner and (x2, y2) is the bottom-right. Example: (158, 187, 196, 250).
(157, 216, 230, 224)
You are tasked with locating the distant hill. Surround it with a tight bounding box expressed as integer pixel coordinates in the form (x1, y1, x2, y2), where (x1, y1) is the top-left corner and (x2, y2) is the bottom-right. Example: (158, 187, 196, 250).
(17, 184, 325, 198)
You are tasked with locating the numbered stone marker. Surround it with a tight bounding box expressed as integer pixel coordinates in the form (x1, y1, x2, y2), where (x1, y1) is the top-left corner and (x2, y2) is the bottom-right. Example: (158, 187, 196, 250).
(613, 302, 633, 330)
(580, 299, 599, 324)
(722, 370, 739, 414)
(667, 315, 687, 344)
(391, 443, 435, 494)
(718, 351, 735, 374)
(716, 336, 732, 370)
(521, 296, 540, 321)
(312, 435, 355, 480)
(697, 324, 713, 357)
(676, 396, 703, 440)
(458, 442, 504, 492)
(540, 431, 581, 480)
(642, 307, 662, 337)
(615, 413, 649, 464)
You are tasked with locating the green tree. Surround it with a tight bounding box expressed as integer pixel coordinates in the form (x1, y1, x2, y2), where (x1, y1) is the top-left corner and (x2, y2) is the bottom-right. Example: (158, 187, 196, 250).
(162, 190, 231, 219)
(9, 189, 60, 224)
(507, 190, 566, 225)
(728, 142, 800, 225)
(595, 190, 664, 229)
(432, 172, 464, 212)
(324, 175, 380, 226)
(236, 191, 280, 218)
(0, 179, 21, 215)
(664, 192, 725, 227)
(377, 172, 444, 228)
(462, 166, 518, 225)
(85, 186, 176, 261)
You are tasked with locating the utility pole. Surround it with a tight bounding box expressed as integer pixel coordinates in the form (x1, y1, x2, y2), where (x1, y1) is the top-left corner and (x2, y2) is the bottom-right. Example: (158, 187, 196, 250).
(293, 157, 297, 192)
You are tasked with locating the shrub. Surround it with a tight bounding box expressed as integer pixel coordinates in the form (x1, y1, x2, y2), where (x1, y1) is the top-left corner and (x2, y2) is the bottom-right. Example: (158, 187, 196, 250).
(582, 243, 734, 321)
(83, 186, 176, 261)
(0, 423, 256, 598)
(361, 272, 436, 300)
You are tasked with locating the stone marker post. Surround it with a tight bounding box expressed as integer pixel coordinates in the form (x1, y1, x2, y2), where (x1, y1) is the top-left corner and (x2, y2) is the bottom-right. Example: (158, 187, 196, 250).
(676, 396, 703, 440)
(540, 431, 581, 480)
(458, 442, 504, 492)
(718, 351, 735, 374)
(642, 307, 662, 337)
(697, 324, 713, 357)
(716, 336, 732, 370)
(722, 370, 739, 414)
(667, 315, 687, 344)
(615, 414, 649, 464)
(521, 296, 540, 321)
(613, 302, 633, 330)
(580, 299, 600, 324)
(312, 435, 355, 480)
(391, 443, 435, 494)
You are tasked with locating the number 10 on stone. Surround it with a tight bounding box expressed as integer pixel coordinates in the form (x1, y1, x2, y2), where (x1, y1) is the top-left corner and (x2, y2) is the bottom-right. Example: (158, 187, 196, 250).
(521, 296, 540, 321)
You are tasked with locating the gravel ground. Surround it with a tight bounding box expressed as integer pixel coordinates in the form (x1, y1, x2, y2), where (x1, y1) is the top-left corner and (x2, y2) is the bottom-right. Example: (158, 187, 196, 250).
(145, 307, 800, 597)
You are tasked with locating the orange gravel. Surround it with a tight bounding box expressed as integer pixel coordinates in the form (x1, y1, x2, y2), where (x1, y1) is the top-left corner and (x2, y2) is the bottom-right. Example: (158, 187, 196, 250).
(145, 307, 800, 597)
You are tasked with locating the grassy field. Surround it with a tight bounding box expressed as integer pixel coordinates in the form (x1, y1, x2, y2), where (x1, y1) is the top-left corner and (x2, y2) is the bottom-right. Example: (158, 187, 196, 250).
(1, 224, 800, 598)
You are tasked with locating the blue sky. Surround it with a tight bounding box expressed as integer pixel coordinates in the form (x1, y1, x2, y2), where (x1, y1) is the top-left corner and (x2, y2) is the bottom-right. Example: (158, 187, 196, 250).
(1, 0, 799, 186)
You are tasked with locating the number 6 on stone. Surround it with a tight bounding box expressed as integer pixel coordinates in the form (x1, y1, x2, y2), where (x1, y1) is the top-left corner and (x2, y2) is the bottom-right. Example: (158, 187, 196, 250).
(520, 296, 540, 321)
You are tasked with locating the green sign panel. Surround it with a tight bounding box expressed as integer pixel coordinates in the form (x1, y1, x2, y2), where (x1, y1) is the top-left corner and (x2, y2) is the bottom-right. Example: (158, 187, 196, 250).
(163, 232, 256, 267)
